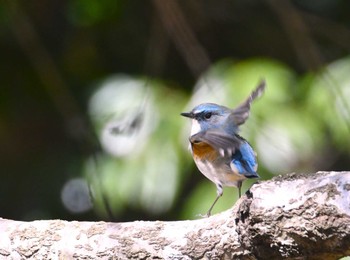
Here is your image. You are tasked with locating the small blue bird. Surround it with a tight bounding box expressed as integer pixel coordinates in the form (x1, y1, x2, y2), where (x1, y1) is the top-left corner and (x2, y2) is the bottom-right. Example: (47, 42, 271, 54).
(181, 80, 266, 217)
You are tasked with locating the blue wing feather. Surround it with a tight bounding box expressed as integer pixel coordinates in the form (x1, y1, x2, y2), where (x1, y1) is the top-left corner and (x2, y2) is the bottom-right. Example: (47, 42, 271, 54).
(231, 139, 259, 178)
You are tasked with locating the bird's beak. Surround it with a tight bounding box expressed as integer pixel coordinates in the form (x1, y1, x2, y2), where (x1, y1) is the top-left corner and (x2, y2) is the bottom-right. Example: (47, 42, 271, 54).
(180, 112, 193, 118)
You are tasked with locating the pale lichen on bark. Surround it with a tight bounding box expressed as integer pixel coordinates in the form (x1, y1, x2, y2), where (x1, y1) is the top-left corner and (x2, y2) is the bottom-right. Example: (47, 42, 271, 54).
(0, 171, 349, 259)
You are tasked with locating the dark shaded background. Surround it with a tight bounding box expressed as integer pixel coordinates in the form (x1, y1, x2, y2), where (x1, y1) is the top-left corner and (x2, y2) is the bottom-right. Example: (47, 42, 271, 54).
(1, 0, 350, 222)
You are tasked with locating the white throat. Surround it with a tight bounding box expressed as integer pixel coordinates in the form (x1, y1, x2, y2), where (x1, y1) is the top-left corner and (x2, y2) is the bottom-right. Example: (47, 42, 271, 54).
(190, 119, 201, 135)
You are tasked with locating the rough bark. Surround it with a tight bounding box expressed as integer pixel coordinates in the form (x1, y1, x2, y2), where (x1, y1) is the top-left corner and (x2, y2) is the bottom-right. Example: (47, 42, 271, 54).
(1, 171, 349, 259)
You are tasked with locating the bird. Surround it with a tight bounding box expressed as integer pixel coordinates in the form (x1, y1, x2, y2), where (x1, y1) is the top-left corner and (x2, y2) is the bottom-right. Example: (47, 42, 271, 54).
(181, 80, 266, 217)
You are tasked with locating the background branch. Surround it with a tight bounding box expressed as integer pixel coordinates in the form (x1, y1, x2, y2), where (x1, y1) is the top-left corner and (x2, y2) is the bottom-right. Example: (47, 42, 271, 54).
(152, 0, 211, 77)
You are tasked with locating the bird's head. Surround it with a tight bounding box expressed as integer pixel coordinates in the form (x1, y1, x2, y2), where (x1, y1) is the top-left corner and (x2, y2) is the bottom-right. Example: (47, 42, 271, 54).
(181, 103, 232, 135)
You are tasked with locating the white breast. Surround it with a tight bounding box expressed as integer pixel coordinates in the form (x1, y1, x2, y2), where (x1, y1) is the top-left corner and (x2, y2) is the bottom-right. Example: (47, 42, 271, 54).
(195, 159, 241, 188)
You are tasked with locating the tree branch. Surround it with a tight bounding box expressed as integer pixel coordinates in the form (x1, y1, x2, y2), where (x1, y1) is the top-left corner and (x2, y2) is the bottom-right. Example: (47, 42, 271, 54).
(1, 171, 349, 259)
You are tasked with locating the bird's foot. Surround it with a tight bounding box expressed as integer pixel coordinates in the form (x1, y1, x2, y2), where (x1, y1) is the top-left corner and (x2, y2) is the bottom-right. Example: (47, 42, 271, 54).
(196, 212, 211, 218)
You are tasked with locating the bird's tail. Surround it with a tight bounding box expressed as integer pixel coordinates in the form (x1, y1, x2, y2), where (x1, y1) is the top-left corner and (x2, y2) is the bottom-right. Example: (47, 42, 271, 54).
(231, 79, 266, 126)
(250, 79, 266, 101)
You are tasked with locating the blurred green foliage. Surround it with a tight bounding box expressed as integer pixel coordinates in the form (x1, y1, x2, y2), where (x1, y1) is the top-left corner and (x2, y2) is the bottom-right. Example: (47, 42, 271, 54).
(67, 0, 122, 26)
(1, 0, 350, 221)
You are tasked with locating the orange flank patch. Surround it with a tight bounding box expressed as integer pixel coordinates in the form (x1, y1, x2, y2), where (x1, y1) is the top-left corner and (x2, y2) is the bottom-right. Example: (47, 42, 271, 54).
(191, 142, 217, 161)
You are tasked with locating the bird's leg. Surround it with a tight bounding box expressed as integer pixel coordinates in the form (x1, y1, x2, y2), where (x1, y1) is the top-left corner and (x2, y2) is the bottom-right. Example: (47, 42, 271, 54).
(238, 181, 242, 198)
(202, 183, 223, 217)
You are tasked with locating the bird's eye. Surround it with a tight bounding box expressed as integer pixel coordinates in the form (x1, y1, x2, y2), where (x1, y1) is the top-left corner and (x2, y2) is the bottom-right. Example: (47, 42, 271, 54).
(204, 112, 212, 119)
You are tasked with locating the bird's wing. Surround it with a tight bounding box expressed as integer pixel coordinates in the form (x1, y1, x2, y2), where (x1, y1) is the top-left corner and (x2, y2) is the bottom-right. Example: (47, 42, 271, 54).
(231, 79, 266, 126)
(190, 129, 241, 157)
(230, 136, 259, 178)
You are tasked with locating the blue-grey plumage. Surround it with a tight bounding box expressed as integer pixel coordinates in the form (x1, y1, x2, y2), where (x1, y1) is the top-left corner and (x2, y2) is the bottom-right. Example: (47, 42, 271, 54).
(181, 80, 265, 217)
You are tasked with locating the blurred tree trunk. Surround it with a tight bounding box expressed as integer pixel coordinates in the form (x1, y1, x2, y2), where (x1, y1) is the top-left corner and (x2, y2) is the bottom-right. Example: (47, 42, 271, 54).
(1, 171, 349, 259)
